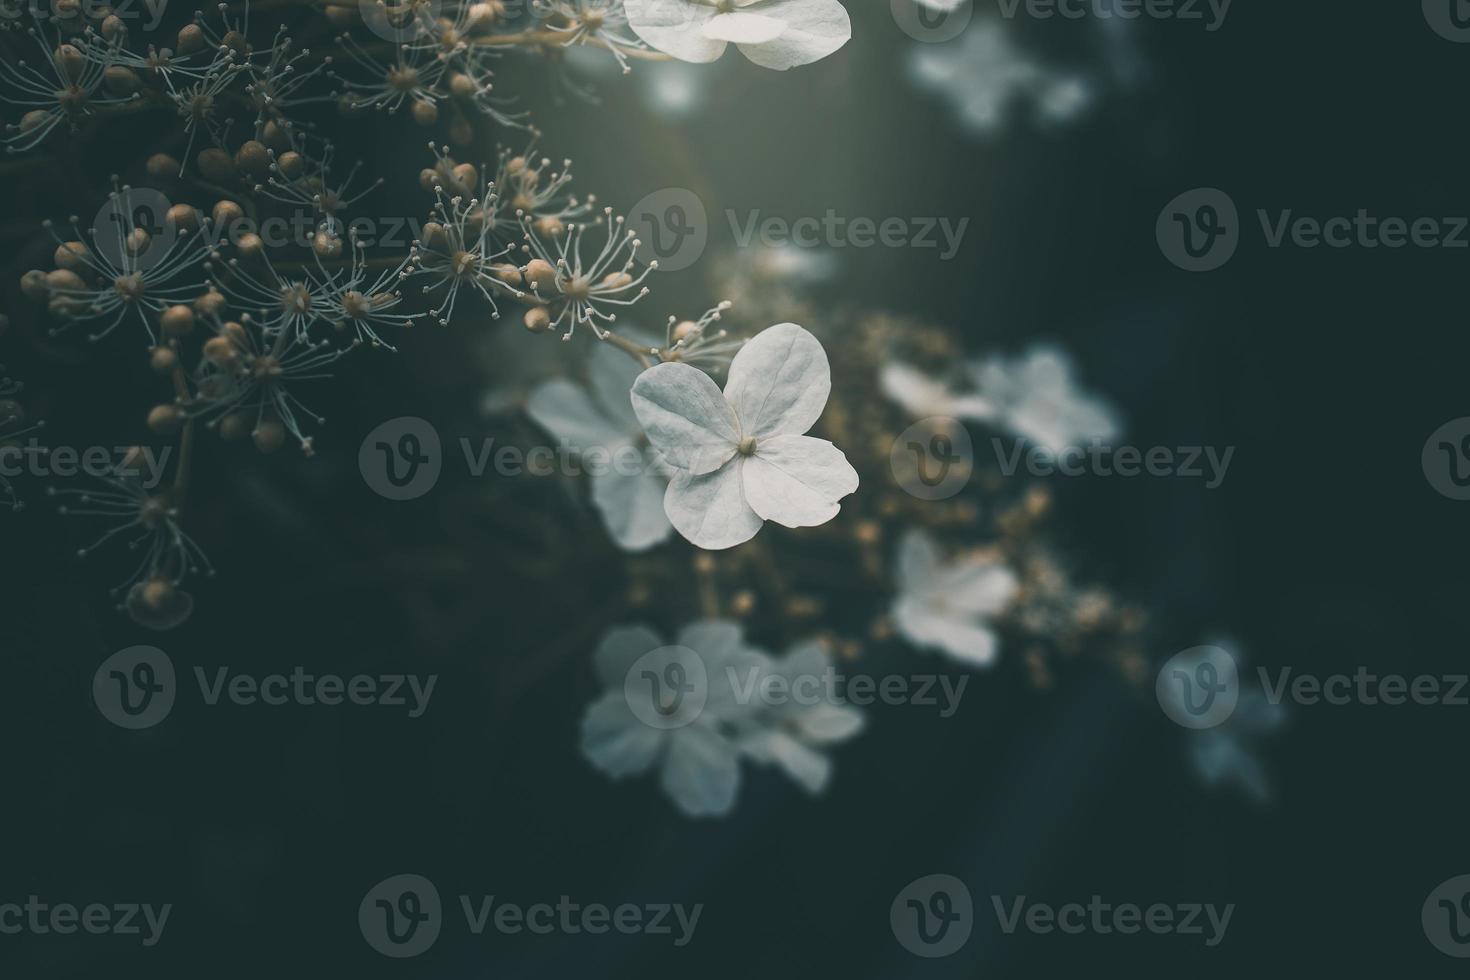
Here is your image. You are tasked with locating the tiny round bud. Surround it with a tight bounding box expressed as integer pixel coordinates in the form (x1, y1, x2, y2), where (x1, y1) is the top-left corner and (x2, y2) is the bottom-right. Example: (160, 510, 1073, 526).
(601, 271, 633, 289)
(448, 72, 476, 99)
(54, 241, 89, 271)
(533, 215, 565, 238)
(212, 199, 244, 228)
(166, 203, 199, 232)
(101, 14, 127, 40)
(523, 258, 557, 292)
(197, 148, 236, 183)
(46, 268, 86, 293)
(202, 335, 238, 366)
(234, 139, 270, 176)
(323, 3, 354, 26)
(490, 263, 522, 287)
(222, 321, 248, 346)
(421, 222, 448, 251)
(451, 163, 478, 188)
(176, 23, 205, 54)
(139, 576, 176, 612)
(146, 153, 181, 179)
(125, 227, 151, 257)
(102, 65, 139, 95)
(160, 305, 194, 337)
(19, 110, 49, 134)
(147, 403, 182, 435)
(523, 307, 551, 333)
(275, 151, 304, 179)
(313, 229, 342, 259)
(149, 346, 178, 374)
(419, 168, 441, 192)
(671, 320, 698, 342)
(21, 270, 50, 299)
(193, 289, 226, 316)
(411, 100, 439, 126)
(219, 413, 250, 441)
(448, 118, 473, 146)
(54, 44, 84, 82)
(260, 120, 290, 151)
(252, 419, 286, 454)
(235, 232, 264, 259)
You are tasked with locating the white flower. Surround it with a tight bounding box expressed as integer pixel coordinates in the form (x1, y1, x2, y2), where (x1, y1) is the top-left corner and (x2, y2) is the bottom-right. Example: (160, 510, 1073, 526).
(631, 322, 859, 550)
(733, 640, 865, 794)
(1186, 688, 1284, 804)
(527, 342, 674, 552)
(892, 529, 1018, 666)
(970, 345, 1119, 454)
(879, 362, 994, 421)
(624, 0, 851, 70)
(909, 21, 1091, 135)
(580, 621, 763, 817)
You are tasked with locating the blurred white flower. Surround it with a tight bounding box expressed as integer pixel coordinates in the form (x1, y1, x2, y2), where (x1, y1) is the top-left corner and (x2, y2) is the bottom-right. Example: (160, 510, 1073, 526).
(892, 529, 1018, 666)
(880, 362, 994, 421)
(1186, 688, 1285, 804)
(624, 0, 851, 70)
(909, 21, 1091, 135)
(636, 59, 714, 117)
(631, 322, 859, 550)
(527, 341, 675, 552)
(580, 621, 763, 817)
(970, 345, 1120, 453)
(734, 640, 865, 794)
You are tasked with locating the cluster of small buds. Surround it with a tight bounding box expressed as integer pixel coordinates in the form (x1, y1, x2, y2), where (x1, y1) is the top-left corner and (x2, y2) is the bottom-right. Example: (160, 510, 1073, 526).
(662, 301, 742, 368)
(517, 207, 654, 339)
(48, 450, 215, 630)
(409, 179, 525, 324)
(21, 181, 219, 343)
(534, 0, 650, 73)
(1, 26, 141, 152)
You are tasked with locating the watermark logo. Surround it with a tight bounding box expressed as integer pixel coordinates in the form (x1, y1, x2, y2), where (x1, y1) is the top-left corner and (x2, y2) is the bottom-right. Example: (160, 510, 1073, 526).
(360, 417, 442, 501)
(1157, 188, 1239, 272)
(625, 646, 708, 729)
(992, 0, 1232, 31)
(629, 187, 708, 272)
(359, 0, 443, 42)
(1424, 875, 1470, 956)
(1422, 418, 1470, 500)
(891, 874, 973, 957)
(1156, 645, 1238, 729)
(92, 187, 178, 273)
(93, 646, 175, 730)
(360, 874, 442, 958)
(1424, 0, 1470, 42)
(890, 417, 974, 500)
(891, 0, 972, 43)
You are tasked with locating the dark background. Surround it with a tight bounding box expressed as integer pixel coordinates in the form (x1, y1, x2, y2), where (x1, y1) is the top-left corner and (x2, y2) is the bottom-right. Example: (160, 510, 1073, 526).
(2, 0, 1467, 975)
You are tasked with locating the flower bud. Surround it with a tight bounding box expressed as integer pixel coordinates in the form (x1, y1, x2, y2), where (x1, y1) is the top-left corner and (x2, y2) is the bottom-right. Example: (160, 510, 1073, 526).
(147, 403, 182, 434)
(523, 306, 551, 333)
(197, 148, 236, 183)
(252, 419, 286, 454)
(149, 346, 178, 374)
(160, 305, 194, 337)
(523, 258, 557, 292)
(146, 153, 180, 179)
(54, 241, 89, 271)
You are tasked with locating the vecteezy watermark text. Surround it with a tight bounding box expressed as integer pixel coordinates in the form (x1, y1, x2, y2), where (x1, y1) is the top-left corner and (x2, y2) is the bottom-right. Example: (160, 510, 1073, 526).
(993, 439, 1234, 488)
(0, 897, 172, 947)
(727, 211, 969, 261)
(726, 665, 968, 717)
(0, 442, 170, 489)
(992, 895, 1234, 947)
(358, 874, 701, 958)
(993, 0, 1231, 31)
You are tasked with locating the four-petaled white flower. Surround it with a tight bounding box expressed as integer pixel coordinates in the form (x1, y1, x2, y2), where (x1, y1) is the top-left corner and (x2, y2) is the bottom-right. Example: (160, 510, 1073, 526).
(631, 322, 859, 550)
(580, 621, 763, 817)
(892, 529, 1018, 666)
(624, 0, 851, 70)
(527, 340, 674, 552)
(970, 345, 1120, 454)
(733, 640, 865, 794)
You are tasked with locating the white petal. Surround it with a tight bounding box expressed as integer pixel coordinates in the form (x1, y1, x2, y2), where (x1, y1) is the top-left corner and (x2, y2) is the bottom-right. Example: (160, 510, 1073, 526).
(587, 341, 645, 432)
(676, 619, 745, 663)
(591, 469, 673, 552)
(661, 724, 741, 816)
(631, 361, 739, 475)
(702, 11, 786, 42)
(526, 378, 627, 450)
(932, 561, 1019, 616)
(664, 463, 764, 550)
(581, 691, 664, 777)
(896, 529, 940, 593)
(735, 0, 850, 70)
(724, 323, 831, 438)
(741, 434, 858, 528)
(624, 0, 728, 63)
(893, 596, 1001, 666)
(794, 701, 865, 744)
(745, 729, 831, 794)
(593, 624, 664, 688)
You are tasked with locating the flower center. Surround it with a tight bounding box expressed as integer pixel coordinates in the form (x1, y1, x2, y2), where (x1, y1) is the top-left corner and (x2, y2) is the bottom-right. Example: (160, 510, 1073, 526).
(737, 435, 757, 456)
